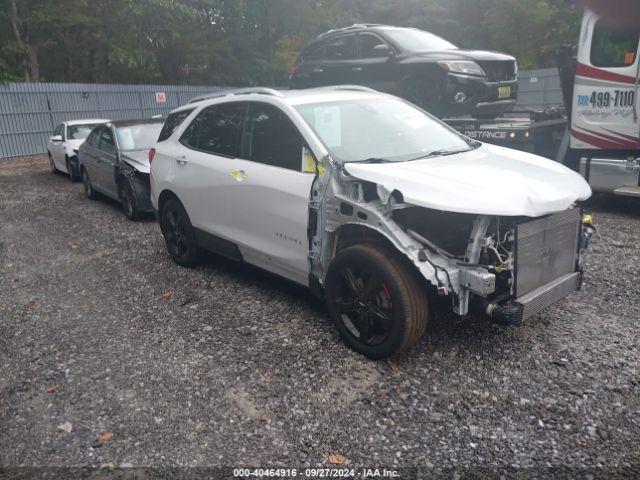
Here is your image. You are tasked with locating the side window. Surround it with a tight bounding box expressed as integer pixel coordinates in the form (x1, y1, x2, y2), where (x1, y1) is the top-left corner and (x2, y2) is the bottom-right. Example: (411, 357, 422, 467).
(325, 35, 356, 61)
(158, 108, 195, 142)
(303, 41, 325, 61)
(98, 128, 116, 155)
(591, 21, 639, 68)
(359, 33, 391, 58)
(243, 103, 303, 171)
(87, 128, 100, 147)
(180, 103, 245, 157)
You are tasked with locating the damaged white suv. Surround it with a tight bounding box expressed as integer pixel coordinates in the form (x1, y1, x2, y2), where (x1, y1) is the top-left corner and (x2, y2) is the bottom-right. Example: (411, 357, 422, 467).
(150, 86, 593, 359)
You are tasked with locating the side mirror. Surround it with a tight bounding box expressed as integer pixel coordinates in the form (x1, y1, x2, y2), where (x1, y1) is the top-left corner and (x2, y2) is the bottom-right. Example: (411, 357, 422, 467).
(50, 135, 63, 142)
(373, 43, 394, 58)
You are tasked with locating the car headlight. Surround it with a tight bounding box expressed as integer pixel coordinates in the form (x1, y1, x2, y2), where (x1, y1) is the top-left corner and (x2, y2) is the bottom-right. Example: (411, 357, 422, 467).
(438, 60, 486, 77)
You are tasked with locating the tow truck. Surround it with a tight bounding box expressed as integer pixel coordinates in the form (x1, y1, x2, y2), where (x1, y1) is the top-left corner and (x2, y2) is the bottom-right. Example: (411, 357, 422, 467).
(445, 9, 640, 198)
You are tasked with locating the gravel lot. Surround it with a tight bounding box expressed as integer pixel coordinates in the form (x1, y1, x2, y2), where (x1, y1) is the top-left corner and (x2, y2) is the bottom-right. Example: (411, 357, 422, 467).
(1, 155, 639, 475)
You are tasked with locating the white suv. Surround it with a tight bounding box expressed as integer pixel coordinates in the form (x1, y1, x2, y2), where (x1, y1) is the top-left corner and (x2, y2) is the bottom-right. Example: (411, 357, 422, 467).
(150, 86, 593, 359)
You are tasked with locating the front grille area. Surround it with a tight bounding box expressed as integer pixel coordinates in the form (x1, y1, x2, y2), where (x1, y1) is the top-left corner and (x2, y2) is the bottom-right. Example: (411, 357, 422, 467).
(514, 209, 581, 298)
(478, 61, 517, 82)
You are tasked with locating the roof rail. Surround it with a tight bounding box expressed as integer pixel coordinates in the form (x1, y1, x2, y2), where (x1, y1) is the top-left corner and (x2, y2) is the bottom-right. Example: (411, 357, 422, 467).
(317, 24, 389, 38)
(316, 85, 378, 93)
(188, 87, 284, 104)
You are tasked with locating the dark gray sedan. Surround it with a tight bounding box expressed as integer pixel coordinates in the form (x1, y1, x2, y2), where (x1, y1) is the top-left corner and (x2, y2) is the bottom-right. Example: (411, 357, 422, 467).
(78, 119, 162, 220)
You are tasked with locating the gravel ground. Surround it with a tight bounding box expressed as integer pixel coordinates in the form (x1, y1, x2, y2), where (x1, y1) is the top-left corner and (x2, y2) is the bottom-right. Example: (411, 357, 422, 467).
(0, 155, 639, 476)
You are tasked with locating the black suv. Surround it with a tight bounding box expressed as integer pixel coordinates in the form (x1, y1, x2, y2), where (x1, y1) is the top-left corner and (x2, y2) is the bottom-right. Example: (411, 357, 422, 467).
(289, 24, 518, 118)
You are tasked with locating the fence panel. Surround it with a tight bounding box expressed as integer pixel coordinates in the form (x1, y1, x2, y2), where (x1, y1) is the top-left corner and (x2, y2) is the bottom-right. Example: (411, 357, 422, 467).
(0, 72, 561, 159)
(0, 82, 225, 158)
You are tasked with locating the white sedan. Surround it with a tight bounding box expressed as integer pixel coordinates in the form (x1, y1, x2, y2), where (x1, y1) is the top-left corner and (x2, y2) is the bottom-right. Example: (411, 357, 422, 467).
(47, 119, 109, 181)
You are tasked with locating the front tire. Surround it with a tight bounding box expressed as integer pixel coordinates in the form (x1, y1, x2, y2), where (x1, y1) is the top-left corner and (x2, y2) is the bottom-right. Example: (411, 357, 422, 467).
(48, 152, 60, 174)
(120, 180, 141, 221)
(325, 243, 429, 359)
(81, 168, 97, 199)
(160, 197, 201, 267)
(67, 156, 81, 182)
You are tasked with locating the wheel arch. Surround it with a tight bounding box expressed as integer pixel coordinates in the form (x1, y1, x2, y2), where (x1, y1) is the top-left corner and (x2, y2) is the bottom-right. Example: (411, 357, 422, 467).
(158, 189, 182, 214)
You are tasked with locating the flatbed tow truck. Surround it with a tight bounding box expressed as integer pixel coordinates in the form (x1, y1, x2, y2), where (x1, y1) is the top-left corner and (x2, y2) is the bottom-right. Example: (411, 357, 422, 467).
(444, 9, 640, 198)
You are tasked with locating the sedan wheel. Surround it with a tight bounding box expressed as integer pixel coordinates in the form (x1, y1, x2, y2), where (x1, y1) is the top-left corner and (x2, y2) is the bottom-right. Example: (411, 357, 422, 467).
(81, 168, 97, 199)
(120, 180, 141, 220)
(48, 153, 59, 174)
(325, 243, 429, 359)
(67, 157, 81, 182)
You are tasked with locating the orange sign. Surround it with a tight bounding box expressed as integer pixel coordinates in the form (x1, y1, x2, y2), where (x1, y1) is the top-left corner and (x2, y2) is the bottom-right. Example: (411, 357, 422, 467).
(155, 91, 167, 103)
(624, 52, 635, 65)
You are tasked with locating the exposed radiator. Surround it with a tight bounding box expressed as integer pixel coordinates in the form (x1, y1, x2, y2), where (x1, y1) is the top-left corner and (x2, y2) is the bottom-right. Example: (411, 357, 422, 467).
(514, 209, 581, 298)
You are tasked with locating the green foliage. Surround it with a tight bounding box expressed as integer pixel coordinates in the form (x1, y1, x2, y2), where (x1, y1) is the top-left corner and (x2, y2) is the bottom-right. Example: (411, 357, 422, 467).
(0, 0, 582, 84)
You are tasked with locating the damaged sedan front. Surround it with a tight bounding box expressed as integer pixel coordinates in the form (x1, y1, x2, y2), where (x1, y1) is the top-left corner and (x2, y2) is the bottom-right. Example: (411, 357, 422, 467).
(296, 91, 593, 358)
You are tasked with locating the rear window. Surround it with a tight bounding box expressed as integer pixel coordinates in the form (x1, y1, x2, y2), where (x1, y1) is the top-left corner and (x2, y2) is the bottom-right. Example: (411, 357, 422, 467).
(115, 123, 163, 151)
(180, 103, 245, 157)
(591, 21, 639, 68)
(302, 42, 325, 61)
(158, 109, 194, 142)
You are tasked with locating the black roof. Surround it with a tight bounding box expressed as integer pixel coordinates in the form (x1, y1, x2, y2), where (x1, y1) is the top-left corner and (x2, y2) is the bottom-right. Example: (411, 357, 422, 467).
(111, 118, 164, 127)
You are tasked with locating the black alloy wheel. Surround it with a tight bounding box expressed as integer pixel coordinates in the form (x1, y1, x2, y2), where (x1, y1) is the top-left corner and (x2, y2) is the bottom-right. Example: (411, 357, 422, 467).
(325, 243, 429, 359)
(81, 168, 97, 199)
(160, 198, 201, 267)
(120, 180, 141, 220)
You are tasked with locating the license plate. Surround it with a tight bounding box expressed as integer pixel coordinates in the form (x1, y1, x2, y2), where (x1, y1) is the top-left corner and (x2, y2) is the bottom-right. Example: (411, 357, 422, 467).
(498, 86, 511, 99)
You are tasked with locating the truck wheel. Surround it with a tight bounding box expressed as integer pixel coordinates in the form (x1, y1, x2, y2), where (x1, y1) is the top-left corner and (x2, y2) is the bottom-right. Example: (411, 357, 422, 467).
(325, 243, 429, 359)
(120, 180, 141, 221)
(67, 156, 80, 182)
(81, 168, 97, 199)
(160, 197, 201, 267)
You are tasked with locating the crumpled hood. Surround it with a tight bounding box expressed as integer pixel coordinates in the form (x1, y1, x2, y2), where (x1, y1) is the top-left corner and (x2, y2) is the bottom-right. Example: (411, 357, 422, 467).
(343, 144, 592, 217)
(66, 139, 85, 151)
(121, 150, 151, 174)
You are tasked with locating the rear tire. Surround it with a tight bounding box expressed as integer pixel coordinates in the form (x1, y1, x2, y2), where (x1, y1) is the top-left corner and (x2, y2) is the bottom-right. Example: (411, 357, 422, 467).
(160, 197, 201, 267)
(325, 243, 429, 359)
(120, 180, 141, 221)
(81, 167, 97, 199)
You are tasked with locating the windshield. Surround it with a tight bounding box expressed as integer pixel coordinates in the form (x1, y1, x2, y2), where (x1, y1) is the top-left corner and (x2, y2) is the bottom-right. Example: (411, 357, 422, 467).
(383, 28, 456, 52)
(115, 123, 163, 151)
(295, 97, 473, 163)
(67, 124, 101, 140)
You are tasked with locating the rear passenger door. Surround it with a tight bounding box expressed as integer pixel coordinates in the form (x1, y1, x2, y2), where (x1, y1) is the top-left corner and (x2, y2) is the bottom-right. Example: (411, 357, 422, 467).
(317, 34, 358, 86)
(94, 126, 119, 197)
(174, 102, 245, 245)
(229, 102, 315, 285)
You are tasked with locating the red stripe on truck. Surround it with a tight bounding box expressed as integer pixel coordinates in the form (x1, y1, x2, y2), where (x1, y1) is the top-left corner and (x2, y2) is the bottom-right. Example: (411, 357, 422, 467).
(575, 62, 636, 85)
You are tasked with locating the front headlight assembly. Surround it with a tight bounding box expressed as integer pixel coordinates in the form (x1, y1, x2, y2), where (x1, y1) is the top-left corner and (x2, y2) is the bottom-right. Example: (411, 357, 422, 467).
(438, 60, 486, 77)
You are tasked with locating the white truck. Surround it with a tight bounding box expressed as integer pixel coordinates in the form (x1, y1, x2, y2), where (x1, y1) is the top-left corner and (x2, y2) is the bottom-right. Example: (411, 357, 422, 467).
(558, 9, 640, 197)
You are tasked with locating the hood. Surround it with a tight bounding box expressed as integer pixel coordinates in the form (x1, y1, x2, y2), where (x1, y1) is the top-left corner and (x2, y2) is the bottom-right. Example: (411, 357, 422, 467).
(401, 49, 515, 63)
(67, 139, 85, 151)
(343, 144, 592, 217)
(121, 150, 151, 174)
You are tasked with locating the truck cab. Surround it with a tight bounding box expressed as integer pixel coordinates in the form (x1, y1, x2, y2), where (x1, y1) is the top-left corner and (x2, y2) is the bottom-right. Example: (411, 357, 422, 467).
(570, 10, 640, 196)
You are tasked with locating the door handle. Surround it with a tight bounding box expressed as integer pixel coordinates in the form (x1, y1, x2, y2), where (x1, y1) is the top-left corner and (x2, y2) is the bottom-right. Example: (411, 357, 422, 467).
(175, 155, 188, 166)
(351, 67, 363, 72)
(313, 67, 324, 73)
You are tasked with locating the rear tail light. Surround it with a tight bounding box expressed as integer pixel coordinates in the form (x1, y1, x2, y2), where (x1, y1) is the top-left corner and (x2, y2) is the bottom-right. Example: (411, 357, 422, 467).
(148, 148, 156, 163)
(288, 65, 299, 76)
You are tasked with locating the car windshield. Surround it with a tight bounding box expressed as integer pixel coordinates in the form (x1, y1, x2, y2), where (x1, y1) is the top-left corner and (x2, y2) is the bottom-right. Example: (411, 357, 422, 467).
(67, 124, 101, 140)
(115, 123, 163, 151)
(295, 97, 473, 163)
(383, 28, 456, 52)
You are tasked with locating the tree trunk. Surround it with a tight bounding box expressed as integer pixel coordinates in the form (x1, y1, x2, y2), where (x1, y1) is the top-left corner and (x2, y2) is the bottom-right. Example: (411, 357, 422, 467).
(27, 45, 40, 82)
